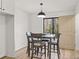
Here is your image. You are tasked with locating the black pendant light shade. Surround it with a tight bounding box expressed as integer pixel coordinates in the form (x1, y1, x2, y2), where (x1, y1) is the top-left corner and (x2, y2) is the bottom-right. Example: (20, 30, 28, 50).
(38, 11, 46, 18)
(37, 2, 46, 18)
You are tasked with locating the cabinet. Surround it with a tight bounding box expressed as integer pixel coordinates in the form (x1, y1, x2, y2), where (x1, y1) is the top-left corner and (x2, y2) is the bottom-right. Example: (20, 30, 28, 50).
(0, 0, 14, 15)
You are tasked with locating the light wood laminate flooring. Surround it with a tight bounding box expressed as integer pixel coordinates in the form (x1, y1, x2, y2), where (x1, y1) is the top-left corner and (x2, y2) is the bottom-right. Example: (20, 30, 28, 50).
(16, 47, 79, 59)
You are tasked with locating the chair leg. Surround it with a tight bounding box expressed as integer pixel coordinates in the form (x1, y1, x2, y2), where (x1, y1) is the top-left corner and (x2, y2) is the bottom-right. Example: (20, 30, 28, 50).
(37, 47, 39, 56)
(57, 53, 60, 59)
(53, 44, 55, 52)
(27, 45, 30, 56)
(57, 45, 60, 59)
(44, 45, 46, 57)
(26, 46, 28, 53)
(31, 48, 33, 59)
(57, 51, 60, 59)
(48, 43, 51, 59)
(40, 47, 42, 59)
(48, 43, 49, 56)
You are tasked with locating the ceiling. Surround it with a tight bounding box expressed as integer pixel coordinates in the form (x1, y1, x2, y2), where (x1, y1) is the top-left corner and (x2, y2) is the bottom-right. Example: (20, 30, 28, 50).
(16, 0, 79, 13)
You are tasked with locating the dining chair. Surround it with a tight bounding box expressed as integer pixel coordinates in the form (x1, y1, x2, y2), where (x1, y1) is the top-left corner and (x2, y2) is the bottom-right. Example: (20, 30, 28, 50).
(26, 32, 40, 56)
(48, 33, 61, 59)
(31, 34, 46, 59)
(41, 36, 49, 48)
(26, 32, 32, 56)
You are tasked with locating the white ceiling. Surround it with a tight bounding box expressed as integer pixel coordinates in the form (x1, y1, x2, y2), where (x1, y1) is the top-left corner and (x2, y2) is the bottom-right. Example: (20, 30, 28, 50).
(16, 0, 79, 13)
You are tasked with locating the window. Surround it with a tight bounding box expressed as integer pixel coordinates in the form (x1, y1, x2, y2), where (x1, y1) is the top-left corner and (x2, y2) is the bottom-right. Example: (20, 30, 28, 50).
(43, 17, 59, 34)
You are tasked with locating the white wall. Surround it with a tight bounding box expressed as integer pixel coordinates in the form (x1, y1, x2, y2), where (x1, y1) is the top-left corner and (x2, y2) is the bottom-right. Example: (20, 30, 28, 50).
(15, 8, 30, 51)
(30, 14, 43, 33)
(0, 14, 6, 58)
(5, 15, 15, 57)
(75, 2, 79, 50)
(75, 2, 79, 14)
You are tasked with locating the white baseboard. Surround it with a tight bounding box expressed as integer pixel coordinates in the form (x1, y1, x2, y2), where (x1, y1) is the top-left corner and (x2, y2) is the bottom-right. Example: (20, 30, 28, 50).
(15, 46, 27, 52)
(15, 44, 27, 51)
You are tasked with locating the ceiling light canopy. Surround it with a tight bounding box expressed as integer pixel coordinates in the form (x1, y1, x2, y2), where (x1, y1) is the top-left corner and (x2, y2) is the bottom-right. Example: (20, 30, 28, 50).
(37, 2, 46, 18)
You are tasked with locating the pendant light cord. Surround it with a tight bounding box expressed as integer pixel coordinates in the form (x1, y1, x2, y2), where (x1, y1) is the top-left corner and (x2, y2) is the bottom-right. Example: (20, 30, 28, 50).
(40, 0, 43, 12)
(0, 0, 5, 12)
(37, 0, 46, 18)
(0, 0, 2, 12)
(1, 0, 2, 9)
(40, 3, 43, 12)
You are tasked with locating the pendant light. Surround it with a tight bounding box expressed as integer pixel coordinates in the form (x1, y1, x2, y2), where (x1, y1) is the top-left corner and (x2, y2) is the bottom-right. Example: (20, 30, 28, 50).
(37, 2, 46, 18)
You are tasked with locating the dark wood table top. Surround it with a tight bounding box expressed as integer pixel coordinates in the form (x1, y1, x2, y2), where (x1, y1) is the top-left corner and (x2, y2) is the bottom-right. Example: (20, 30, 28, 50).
(31, 33, 55, 39)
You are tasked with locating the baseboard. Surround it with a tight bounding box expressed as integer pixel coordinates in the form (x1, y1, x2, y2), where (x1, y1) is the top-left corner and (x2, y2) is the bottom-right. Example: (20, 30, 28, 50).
(0, 56, 15, 59)
(15, 44, 27, 51)
(16, 46, 27, 52)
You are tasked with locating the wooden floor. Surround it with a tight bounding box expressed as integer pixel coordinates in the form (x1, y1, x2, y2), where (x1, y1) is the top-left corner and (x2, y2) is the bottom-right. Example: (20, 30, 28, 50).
(15, 47, 79, 59)
(0, 56, 15, 59)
